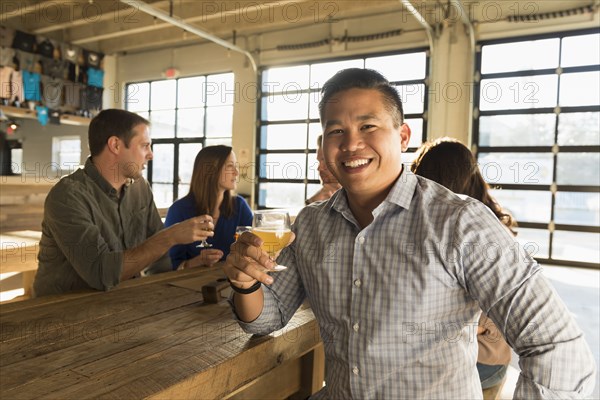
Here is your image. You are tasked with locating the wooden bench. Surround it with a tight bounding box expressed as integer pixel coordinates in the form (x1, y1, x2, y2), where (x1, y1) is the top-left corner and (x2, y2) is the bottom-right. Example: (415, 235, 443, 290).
(0, 230, 41, 298)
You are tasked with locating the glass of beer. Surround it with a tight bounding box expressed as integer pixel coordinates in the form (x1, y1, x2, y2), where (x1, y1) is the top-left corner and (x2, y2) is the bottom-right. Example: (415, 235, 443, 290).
(252, 210, 291, 271)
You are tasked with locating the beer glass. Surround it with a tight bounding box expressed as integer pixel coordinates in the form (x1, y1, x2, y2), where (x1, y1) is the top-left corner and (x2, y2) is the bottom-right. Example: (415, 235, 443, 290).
(252, 210, 291, 271)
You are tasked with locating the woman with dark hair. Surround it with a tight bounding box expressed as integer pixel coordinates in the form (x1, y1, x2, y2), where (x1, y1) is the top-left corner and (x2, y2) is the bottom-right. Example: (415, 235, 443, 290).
(165, 145, 253, 270)
(412, 137, 516, 392)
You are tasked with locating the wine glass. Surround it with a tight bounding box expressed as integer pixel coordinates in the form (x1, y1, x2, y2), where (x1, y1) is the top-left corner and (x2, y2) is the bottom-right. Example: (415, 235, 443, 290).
(252, 210, 291, 271)
(196, 216, 213, 248)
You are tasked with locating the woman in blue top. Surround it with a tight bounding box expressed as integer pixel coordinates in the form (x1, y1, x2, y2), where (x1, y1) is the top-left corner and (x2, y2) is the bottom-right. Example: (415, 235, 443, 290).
(165, 145, 253, 270)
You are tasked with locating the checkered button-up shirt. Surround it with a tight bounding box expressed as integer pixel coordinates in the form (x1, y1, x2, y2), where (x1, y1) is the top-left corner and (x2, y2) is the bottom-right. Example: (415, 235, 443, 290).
(234, 170, 596, 399)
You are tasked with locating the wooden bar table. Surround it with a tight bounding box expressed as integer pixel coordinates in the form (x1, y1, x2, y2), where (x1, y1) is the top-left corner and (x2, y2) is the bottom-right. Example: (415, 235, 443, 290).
(0, 266, 324, 399)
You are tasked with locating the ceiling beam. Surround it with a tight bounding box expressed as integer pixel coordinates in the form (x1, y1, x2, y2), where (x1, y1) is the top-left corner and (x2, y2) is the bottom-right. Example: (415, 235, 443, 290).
(32, 0, 172, 35)
(71, 0, 310, 46)
(119, 0, 257, 72)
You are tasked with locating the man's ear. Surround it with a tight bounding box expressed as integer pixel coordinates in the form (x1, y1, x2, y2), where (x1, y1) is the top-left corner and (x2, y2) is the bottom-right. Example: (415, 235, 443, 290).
(106, 136, 120, 155)
(400, 123, 411, 152)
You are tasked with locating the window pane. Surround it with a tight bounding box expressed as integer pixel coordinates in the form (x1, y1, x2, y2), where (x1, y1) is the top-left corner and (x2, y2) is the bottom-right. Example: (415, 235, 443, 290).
(259, 154, 307, 180)
(151, 144, 174, 183)
(396, 83, 425, 114)
(479, 114, 555, 147)
(262, 93, 309, 121)
(205, 105, 233, 137)
(405, 118, 423, 149)
(261, 124, 307, 150)
(309, 90, 322, 120)
(559, 71, 600, 107)
(308, 123, 322, 150)
(561, 34, 600, 67)
(152, 183, 173, 209)
(481, 39, 560, 74)
(151, 80, 176, 110)
(310, 59, 364, 89)
(366, 52, 426, 81)
(402, 151, 418, 168)
(178, 143, 203, 184)
(205, 138, 232, 146)
(178, 76, 205, 108)
(479, 75, 558, 111)
(490, 189, 552, 223)
(149, 110, 176, 139)
(552, 231, 600, 264)
(555, 192, 600, 227)
(126, 82, 149, 112)
(177, 183, 190, 201)
(514, 227, 549, 258)
(556, 153, 600, 186)
(557, 112, 600, 146)
(478, 153, 553, 185)
(177, 108, 204, 138)
(263, 65, 310, 92)
(306, 183, 323, 200)
(259, 182, 305, 208)
(206, 72, 234, 106)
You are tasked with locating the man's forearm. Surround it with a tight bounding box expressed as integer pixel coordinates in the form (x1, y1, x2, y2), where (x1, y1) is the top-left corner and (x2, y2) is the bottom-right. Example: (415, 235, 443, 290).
(233, 288, 264, 322)
(121, 229, 175, 280)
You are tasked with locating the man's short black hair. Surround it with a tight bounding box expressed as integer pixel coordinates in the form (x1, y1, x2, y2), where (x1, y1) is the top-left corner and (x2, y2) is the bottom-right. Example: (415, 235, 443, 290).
(318, 68, 404, 127)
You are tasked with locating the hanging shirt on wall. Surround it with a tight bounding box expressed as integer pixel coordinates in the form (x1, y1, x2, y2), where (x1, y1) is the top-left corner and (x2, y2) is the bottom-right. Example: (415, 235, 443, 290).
(63, 81, 83, 110)
(0, 66, 14, 99)
(37, 37, 54, 58)
(22, 70, 41, 101)
(16, 49, 38, 72)
(87, 67, 104, 88)
(41, 57, 68, 80)
(41, 75, 64, 110)
(35, 105, 49, 126)
(9, 69, 24, 104)
(82, 86, 103, 111)
(0, 47, 15, 68)
(61, 44, 80, 63)
(0, 26, 16, 48)
(12, 30, 36, 53)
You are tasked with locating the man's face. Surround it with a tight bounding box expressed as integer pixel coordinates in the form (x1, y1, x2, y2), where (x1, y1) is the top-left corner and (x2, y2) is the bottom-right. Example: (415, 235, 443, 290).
(120, 123, 153, 180)
(316, 145, 338, 185)
(321, 88, 410, 198)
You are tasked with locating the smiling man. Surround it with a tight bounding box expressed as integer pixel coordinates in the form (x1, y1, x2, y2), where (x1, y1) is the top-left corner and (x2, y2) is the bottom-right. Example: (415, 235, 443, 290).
(223, 69, 595, 398)
(34, 109, 214, 296)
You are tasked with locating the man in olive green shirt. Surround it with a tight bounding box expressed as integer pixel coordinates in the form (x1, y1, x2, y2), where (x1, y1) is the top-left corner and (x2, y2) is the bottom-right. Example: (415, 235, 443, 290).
(34, 109, 214, 296)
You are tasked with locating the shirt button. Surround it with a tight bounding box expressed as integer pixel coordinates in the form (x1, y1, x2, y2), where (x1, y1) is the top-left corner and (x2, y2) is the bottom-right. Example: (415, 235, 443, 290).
(353, 323, 360, 332)
(352, 366, 359, 375)
(353, 279, 362, 288)
(358, 236, 365, 244)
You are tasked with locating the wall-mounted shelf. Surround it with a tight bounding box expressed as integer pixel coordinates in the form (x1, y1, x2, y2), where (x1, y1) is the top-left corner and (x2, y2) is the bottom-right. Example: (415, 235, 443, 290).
(0, 105, 91, 127)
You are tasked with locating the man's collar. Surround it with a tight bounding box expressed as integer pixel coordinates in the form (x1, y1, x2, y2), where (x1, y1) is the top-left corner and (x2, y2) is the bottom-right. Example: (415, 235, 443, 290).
(330, 166, 417, 215)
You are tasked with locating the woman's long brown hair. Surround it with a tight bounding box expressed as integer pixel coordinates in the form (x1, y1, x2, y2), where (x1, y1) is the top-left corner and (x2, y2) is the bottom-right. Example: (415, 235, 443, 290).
(189, 145, 234, 218)
(411, 138, 517, 235)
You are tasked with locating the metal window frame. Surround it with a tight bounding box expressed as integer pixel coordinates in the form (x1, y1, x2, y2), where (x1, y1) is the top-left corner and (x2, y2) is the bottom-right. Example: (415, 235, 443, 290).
(125, 72, 233, 203)
(474, 28, 600, 270)
(255, 47, 430, 209)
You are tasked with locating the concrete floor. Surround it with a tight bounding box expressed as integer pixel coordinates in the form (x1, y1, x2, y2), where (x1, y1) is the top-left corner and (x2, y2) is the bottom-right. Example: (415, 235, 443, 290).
(500, 264, 600, 400)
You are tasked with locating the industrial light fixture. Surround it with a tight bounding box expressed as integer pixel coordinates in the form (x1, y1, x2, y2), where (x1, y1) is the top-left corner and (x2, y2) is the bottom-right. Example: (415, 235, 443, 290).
(6, 120, 19, 134)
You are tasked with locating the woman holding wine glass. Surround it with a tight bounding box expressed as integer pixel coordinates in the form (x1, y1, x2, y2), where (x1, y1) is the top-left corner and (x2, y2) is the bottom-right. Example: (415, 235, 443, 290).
(165, 145, 253, 270)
